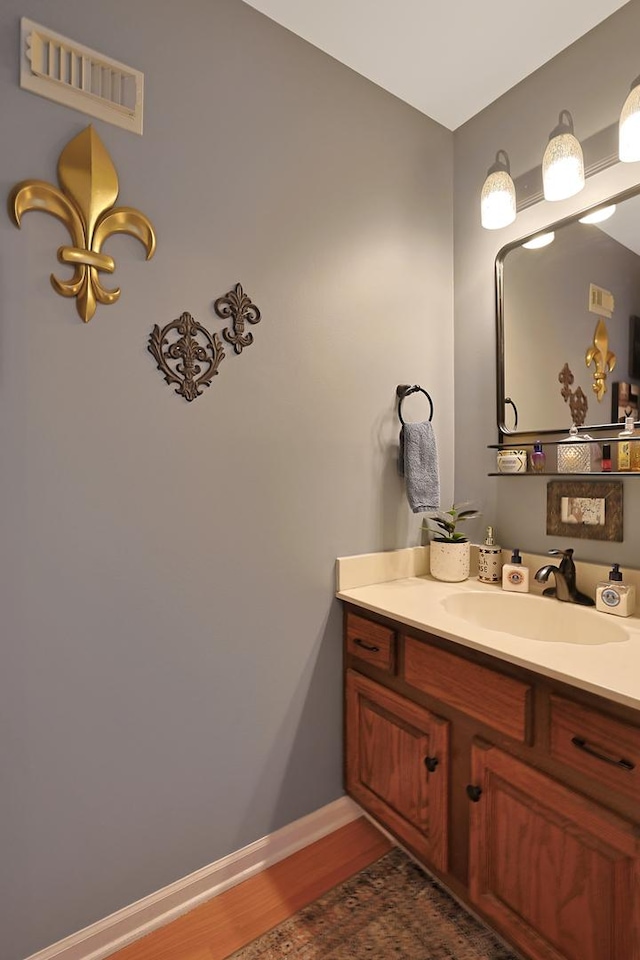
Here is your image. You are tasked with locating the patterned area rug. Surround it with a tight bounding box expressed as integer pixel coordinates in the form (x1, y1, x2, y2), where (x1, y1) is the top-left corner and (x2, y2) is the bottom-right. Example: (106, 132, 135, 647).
(229, 847, 521, 959)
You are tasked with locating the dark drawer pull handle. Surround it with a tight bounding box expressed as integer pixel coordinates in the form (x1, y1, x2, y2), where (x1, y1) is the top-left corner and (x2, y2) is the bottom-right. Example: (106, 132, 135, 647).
(354, 637, 380, 653)
(424, 756, 439, 773)
(466, 784, 482, 802)
(571, 736, 635, 772)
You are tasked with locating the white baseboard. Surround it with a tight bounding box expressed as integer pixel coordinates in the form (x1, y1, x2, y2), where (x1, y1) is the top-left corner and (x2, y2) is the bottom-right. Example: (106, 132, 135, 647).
(25, 796, 362, 960)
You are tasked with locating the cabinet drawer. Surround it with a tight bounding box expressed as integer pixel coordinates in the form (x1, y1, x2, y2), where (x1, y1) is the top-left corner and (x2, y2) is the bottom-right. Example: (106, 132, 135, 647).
(550, 695, 640, 803)
(404, 636, 532, 743)
(346, 612, 396, 673)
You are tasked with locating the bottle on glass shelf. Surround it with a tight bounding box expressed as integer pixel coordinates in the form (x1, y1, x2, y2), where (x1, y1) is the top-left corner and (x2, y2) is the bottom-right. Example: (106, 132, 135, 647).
(601, 443, 612, 473)
(530, 441, 546, 473)
(616, 416, 635, 472)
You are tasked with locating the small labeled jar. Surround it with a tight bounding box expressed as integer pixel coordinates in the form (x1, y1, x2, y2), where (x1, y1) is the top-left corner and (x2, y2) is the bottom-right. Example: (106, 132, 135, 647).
(497, 449, 527, 473)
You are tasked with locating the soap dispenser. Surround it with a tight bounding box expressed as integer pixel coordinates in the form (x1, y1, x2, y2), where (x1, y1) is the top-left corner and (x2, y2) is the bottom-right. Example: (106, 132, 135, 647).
(596, 564, 636, 617)
(502, 549, 529, 593)
(478, 526, 502, 584)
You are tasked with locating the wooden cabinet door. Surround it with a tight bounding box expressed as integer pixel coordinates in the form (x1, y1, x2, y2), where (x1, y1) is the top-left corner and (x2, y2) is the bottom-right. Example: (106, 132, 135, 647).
(345, 669, 449, 871)
(468, 742, 640, 960)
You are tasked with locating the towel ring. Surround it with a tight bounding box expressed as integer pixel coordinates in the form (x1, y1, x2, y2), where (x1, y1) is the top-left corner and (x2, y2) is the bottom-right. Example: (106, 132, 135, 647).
(504, 397, 519, 430)
(396, 384, 434, 425)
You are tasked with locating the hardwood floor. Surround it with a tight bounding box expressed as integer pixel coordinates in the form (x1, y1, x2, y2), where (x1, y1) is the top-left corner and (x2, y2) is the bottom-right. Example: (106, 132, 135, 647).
(107, 816, 392, 960)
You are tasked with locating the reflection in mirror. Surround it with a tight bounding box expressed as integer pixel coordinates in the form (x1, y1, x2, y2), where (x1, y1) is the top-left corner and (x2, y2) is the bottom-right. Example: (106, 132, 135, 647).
(497, 188, 640, 436)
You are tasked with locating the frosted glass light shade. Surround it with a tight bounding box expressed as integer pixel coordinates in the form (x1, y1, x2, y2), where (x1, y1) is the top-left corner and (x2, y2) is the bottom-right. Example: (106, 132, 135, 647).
(542, 132, 584, 201)
(481, 169, 516, 230)
(619, 84, 640, 162)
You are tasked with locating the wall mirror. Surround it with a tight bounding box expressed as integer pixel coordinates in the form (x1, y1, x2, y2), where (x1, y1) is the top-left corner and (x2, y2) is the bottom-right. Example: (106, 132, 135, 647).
(497, 185, 640, 438)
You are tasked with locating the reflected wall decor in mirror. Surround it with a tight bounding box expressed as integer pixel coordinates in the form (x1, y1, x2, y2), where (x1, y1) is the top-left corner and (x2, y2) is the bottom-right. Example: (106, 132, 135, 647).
(496, 185, 640, 438)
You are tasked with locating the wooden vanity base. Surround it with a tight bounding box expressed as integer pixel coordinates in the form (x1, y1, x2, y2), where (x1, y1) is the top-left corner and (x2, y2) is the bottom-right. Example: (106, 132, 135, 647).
(343, 604, 640, 960)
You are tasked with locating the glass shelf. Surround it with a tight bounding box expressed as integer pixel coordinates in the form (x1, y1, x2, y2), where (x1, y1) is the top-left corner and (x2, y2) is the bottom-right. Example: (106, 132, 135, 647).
(489, 438, 626, 448)
(488, 471, 637, 477)
(489, 438, 640, 474)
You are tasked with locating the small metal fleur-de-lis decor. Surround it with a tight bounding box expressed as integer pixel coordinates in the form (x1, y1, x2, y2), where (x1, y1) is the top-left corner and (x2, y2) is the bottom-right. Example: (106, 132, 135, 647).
(559, 362, 588, 426)
(214, 283, 262, 354)
(148, 312, 225, 402)
(8, 125, 156, 323)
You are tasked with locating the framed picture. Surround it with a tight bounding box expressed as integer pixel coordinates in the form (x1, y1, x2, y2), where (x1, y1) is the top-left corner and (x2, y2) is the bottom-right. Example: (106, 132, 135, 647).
(630, 315, 640, 381)
(546, 480, 623, 542)
(611, 380, 639, 424)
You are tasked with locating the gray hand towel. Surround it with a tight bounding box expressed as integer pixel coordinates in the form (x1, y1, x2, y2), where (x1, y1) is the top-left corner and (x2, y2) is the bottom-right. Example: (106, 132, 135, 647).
(399, 421, 440, 513)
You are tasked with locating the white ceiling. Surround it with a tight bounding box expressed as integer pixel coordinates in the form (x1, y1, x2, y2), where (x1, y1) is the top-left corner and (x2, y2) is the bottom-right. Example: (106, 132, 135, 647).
(241, 0, 630, 130)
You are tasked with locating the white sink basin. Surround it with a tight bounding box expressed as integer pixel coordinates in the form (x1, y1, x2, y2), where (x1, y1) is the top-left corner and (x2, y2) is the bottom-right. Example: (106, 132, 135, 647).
(442, 591, 628, 645)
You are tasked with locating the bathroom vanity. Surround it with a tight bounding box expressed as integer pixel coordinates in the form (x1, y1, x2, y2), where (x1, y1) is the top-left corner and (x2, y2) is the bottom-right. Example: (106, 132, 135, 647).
(338, 553, 640, 960)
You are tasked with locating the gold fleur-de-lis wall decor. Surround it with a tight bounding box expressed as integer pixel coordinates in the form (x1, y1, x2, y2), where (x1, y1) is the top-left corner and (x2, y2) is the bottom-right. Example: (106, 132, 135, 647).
(215, 282, 262, 354)
(8, 125, 156, 323)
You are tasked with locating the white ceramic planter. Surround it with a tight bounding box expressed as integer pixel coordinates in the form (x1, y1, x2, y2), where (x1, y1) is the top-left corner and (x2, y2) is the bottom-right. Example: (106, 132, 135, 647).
(429, 540, 470, 582)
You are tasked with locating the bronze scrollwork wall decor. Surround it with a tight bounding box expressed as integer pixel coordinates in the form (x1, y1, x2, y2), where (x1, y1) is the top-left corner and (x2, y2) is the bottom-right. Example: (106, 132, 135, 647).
(148, 312, 225, 401)
(8, 125, 156, 323)
(214, 283, 262, 354)
(558, 362, 588, 426)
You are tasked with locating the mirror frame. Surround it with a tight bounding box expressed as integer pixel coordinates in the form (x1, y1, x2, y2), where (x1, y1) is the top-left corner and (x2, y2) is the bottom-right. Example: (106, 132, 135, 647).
(496, 183, 640, 440)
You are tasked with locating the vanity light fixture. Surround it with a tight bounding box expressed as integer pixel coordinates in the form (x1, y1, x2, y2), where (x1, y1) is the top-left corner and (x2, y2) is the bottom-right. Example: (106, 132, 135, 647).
(522, 231, 555, 250)
(619, 77, 640, 162)
(542, 110, 585, 201)
(480, 150, 516, 230)
(578, 204, 617, 224)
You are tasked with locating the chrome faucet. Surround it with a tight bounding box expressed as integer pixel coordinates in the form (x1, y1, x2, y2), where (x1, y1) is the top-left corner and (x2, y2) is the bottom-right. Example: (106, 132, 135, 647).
(534, 548, 595, 606)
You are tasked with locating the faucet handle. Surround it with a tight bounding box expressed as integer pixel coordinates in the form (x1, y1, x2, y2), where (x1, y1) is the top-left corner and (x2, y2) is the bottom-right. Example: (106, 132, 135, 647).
(549, 548, 577, 581)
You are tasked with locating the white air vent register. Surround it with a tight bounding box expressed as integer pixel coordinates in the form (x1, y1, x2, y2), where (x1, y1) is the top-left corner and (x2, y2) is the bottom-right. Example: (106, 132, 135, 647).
(20, 18, 144, 134)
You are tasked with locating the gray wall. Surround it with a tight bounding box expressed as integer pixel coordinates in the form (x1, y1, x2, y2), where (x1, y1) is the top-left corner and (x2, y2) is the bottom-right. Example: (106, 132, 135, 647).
(0, 2, 453, 957)
(454, 0, 640, 564)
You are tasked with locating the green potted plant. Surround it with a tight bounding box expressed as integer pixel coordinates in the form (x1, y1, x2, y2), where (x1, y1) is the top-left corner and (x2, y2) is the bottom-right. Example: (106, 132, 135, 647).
(424, 502, 480, 582)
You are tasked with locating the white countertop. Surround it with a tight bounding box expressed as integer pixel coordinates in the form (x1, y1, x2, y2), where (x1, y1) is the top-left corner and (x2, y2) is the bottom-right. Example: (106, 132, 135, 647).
(337, 556, 640, 711)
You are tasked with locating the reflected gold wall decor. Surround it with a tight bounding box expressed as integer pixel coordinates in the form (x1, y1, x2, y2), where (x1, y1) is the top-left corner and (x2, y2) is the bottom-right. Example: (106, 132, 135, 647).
(148, 312, 225, 402)
(585, 317, 616, 401)
(215, 283, 262, 355)
(8, 125, 156, 322)
(585, 283, 616, 402)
